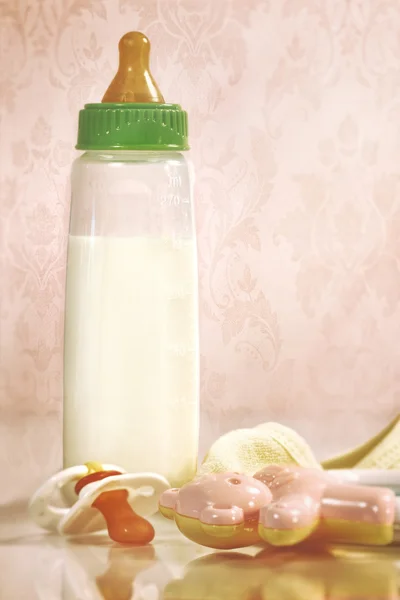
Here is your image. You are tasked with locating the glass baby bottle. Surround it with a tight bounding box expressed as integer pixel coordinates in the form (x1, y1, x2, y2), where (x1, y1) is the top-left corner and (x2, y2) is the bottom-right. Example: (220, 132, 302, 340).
(63, 32, 199, 488)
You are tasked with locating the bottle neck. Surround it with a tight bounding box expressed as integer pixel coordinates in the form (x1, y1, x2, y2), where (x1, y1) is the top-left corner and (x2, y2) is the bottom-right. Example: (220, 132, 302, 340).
(79, 150, 187, 163)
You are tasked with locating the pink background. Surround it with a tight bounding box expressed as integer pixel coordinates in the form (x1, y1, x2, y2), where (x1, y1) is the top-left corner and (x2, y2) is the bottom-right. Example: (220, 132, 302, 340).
(1, 0, 399, 504)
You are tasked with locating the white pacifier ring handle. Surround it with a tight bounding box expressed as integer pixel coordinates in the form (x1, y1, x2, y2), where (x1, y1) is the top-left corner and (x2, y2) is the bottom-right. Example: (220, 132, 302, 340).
(29, 464, 125, 532)
(74, 473, 170, 514)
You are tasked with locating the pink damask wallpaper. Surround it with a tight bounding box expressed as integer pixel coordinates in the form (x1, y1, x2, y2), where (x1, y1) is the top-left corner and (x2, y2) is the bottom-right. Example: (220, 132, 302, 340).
(1, 0, 400, 504)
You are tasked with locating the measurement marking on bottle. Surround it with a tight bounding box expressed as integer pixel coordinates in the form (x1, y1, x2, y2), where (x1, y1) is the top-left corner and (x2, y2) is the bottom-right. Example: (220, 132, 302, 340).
(161, 194, 189, 206)
(168, 174, 182, 188)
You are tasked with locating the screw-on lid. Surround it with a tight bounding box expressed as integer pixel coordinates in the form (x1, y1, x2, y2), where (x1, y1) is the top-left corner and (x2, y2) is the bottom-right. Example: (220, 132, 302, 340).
(76, 103, 189, 151)
(76, 32, 189, 151)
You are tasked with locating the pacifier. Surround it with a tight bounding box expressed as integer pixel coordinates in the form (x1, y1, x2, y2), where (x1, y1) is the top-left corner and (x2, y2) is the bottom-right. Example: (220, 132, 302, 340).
(30, 462, 170, 545)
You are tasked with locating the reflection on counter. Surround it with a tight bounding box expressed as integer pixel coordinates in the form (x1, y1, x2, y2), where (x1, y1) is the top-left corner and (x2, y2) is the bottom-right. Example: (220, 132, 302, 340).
(62, 540, 172, 600)
(1, 516, 397, 600)
(164, 545, 400, 600)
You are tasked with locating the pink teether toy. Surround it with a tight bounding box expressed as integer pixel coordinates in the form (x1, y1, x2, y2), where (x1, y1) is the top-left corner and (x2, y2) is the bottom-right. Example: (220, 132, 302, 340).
(159, 465, 397, 549)
(159, 472, 272, 549)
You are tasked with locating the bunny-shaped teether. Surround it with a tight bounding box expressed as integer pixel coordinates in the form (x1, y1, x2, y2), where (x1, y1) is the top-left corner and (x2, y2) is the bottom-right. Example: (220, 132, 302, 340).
(159, 465, 398, 549)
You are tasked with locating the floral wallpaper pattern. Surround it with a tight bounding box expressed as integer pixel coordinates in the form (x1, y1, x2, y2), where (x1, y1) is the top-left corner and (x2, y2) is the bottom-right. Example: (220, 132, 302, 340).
(0, 0, 399, 503)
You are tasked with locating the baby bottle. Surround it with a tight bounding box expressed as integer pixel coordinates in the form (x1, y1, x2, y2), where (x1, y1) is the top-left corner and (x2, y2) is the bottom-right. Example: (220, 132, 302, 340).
(63, 32, 199, 488)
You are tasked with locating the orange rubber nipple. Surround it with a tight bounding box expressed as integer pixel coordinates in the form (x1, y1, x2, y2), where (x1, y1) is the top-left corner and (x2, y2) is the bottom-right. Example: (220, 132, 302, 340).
(76, 470, 155, 545)
(102, 31, 165, 104)
(93, 489, 155, 545)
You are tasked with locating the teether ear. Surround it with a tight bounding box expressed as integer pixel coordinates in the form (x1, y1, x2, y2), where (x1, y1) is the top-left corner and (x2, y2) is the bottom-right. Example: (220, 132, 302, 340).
(319, 483, 396, 546)
(159, 488, 180, 519)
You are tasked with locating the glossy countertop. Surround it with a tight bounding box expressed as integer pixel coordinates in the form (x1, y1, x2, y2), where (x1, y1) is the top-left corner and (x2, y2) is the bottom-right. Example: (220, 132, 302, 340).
(1, 503, 399, 600)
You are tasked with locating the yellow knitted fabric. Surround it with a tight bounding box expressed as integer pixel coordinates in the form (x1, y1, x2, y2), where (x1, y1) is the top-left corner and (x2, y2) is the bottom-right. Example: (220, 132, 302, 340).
(321, 414, 400, 470)
(200, 422, 321, 475)
(200, 415, 400, 475)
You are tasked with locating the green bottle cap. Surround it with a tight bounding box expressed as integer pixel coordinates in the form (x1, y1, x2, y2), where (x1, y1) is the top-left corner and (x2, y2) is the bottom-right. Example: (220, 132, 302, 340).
(76, 32, 189, 151)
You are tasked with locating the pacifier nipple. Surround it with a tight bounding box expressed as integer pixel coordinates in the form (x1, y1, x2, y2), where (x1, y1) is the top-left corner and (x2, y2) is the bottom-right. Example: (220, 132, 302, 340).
(76, 470, 155, 545)
(102, 31, 165, 103)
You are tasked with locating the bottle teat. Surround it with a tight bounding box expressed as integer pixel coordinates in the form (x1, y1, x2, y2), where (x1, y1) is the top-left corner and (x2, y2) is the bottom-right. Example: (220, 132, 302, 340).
(102, 31, 165, 104)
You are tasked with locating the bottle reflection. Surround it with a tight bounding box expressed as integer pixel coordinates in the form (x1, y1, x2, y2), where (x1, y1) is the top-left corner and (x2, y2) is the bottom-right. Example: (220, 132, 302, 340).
(163, 546, 399, 600)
